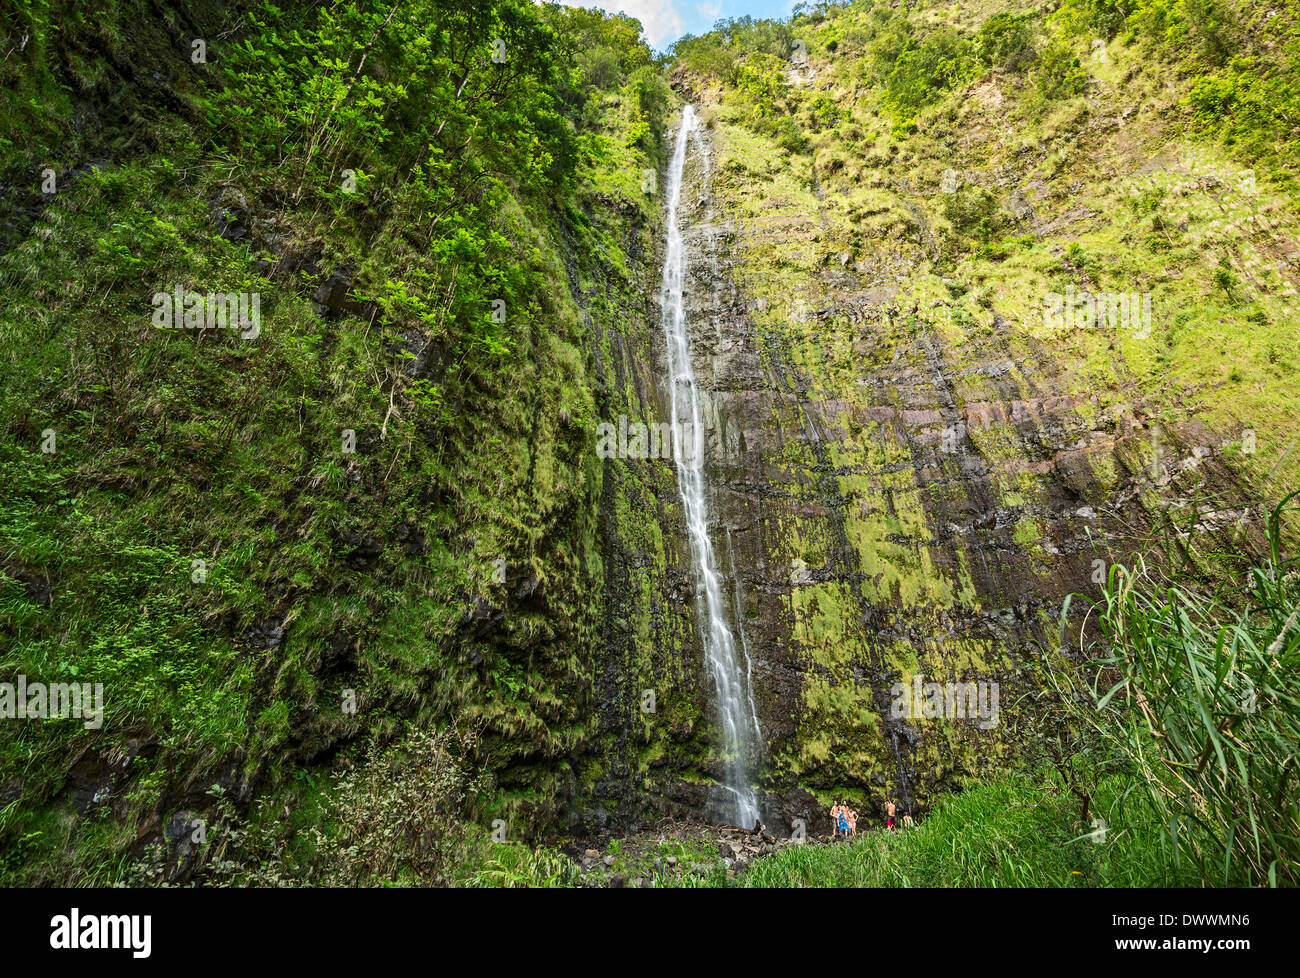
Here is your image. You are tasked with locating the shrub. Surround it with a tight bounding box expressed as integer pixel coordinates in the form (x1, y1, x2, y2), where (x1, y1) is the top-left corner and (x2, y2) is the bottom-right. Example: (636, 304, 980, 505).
(1060, 0, 1135, 39)
(881, 27, 979, 122)
(943, 186, 1005, 243)
(1033, 41, 1088, 101)
(974, 12, 1038, 73)
(307, 723, 488, 886)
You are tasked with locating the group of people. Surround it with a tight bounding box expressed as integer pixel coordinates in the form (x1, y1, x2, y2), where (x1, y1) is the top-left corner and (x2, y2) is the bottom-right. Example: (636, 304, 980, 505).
(830, 801, 858, 839)
(829, 799, 914, 839)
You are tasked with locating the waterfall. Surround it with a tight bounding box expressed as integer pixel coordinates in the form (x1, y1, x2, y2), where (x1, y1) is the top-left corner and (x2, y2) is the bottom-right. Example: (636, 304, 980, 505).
(659, 105, 762, 827)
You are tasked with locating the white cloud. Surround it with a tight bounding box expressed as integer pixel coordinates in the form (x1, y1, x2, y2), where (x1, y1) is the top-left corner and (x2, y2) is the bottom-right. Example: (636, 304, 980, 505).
(558, 0, 686, 50)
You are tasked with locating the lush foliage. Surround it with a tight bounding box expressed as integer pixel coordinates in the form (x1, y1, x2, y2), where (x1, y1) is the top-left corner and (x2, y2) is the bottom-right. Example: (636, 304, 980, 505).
(0, 0, 671, 885)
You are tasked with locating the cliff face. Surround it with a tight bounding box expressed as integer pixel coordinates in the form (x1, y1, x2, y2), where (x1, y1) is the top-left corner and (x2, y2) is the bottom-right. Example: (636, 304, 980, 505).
(651, 0, 1299, 823)
(669, 112, 1131, 820)
(0, 0, 710, 878)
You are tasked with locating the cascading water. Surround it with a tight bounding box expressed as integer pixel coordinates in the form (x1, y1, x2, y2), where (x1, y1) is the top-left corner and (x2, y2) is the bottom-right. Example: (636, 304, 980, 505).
(659, 105, 762, 827)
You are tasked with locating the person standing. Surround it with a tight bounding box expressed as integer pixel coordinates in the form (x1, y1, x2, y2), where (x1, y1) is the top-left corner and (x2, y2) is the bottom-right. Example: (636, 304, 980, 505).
(885, 799, 897, 832)
(834, 802, 851, 841)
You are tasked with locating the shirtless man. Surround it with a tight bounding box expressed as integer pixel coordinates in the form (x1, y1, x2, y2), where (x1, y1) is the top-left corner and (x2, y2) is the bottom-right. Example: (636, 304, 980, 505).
(902, 813, 914, 829)
(885, 799, 897, 832)
(830, 802, 842, 839)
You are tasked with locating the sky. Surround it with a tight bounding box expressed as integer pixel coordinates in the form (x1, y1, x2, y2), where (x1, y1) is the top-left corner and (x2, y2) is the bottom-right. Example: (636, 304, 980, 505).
(560, 0, 800, 51)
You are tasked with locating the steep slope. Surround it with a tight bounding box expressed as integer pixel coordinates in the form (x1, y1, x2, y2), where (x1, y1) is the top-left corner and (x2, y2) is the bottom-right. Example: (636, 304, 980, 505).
(0, 0, 717, 883)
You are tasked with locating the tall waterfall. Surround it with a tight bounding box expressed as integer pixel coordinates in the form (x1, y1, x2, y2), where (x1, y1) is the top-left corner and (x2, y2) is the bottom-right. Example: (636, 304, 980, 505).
(658, 105, 762, 827)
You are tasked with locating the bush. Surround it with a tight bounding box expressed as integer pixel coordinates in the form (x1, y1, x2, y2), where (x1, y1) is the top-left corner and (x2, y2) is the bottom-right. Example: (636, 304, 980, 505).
(578, 46, 623, 89)
(881, 26, 979, 122)
(1033, 40, 1089, 101)
(1171, 0, 1234, 65)
(943, 186, 1005, 243)
(974, 12, 1038, 73)
(305, 724, 488, 886)
(754, 114, 810, 154)
(1060, 0, 1135, 39)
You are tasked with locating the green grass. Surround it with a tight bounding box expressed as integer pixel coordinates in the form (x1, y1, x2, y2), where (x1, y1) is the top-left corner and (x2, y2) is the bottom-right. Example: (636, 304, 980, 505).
(444, 767, 1198, 888)
(733, 772, 1192, 887)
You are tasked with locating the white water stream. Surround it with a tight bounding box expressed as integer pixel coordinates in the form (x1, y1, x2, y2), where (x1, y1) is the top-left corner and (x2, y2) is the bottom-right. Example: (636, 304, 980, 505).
(658, 105, 761, 826)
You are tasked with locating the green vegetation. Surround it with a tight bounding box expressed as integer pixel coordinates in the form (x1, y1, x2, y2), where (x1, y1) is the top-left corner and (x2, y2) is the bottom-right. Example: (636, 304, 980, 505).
(1050, 492, 1300, 887)
(735, 773, 1191, 887)
(1, 0, 688, 885)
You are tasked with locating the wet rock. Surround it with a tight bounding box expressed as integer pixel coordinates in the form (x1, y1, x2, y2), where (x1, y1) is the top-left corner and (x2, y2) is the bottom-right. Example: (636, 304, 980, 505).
(245, 617, 285, 650)
(320, 632, 356, 675)
(312, 264, 357, 318)
(0, 779, 22, 806)
(163, 810, 204, 883)
(209, 186, 250, 242)
(25, 575, 51, 607)
(65, 752, 117, 815)
(339, 532, 382, 570)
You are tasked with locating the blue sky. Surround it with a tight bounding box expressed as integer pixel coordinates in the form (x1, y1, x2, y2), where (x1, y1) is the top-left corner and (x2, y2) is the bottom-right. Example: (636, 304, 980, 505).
(560, 1, 800, 51)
